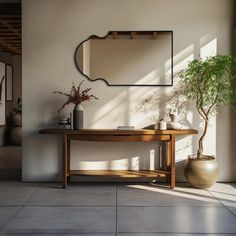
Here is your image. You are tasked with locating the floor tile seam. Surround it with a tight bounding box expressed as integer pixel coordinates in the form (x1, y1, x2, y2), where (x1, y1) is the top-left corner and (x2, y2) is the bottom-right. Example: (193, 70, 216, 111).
(116, 183, 118, 236)
(209, 190, 236, 197)
(19, 205, 116, 207)
(2, 231, 116, 234)
(0, 234, 115, 235)
(116, 205, 225, 208)
(21, 186, 42, 207)
(117, 232, 236, 234)
(207, 189, 236, 218)
(20, 185, 116, 207)
(0, 205, 23, 234)
(224, 205, 236, 218)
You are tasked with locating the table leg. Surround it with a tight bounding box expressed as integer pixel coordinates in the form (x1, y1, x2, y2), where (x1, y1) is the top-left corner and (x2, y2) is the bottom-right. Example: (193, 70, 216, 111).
(62, 134, 68, 188)
(166, 140, 171, 183)
(67, 139, 71, 183)
(170, 134, 176, 189)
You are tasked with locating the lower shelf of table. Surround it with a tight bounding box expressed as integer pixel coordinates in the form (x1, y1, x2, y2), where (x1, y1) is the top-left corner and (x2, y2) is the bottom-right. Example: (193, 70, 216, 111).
(68, 170, 170, 178)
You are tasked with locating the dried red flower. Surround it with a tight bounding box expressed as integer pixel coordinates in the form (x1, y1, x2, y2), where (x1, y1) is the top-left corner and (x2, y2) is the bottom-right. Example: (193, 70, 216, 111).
(53, 80, 98, 110)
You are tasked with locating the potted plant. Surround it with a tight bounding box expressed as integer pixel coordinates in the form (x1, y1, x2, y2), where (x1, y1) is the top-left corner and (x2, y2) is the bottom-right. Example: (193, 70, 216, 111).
(179, 55, 236, 189)
(53, 80, 98, 129)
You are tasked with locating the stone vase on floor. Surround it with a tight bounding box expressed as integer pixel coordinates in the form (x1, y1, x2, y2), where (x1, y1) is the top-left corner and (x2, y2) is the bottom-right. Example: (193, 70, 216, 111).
(11, 113, 22, 145)
(184, 156, 218, 189)
(73, 104, 83, 130)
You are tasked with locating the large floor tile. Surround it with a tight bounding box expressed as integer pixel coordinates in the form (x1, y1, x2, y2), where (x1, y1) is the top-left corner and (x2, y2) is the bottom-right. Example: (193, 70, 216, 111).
(118, 184, 220, 206)
(208, 183, 236, 207)
(209, 183, 236, 192)
(227, 206, 236, 217)
(2, 206, 115, 234)
(117, 206, 236, 233)
(25, 185, 116, 206)
(0, 207, 19, 230)
(0, 181, 37, 206)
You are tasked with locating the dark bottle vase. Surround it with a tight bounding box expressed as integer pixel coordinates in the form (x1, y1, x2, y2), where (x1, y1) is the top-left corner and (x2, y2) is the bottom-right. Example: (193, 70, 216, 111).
(73, 104, 83, 130)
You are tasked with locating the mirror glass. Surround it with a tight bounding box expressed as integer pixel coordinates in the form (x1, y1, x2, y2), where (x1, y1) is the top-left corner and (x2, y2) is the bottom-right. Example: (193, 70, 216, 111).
(75, 31, 173, 86)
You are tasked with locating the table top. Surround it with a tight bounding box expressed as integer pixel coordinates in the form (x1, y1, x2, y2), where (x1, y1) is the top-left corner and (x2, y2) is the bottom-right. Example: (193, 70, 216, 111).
(39, 128, 198, 135)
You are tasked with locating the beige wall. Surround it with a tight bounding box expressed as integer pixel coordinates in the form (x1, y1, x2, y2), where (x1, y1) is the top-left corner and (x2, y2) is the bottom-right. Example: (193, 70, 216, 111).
(22, 0, 235, 182)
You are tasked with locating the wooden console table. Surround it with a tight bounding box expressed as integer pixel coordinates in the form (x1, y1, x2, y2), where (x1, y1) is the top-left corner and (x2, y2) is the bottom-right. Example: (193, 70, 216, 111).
(39, 129, 198, 188)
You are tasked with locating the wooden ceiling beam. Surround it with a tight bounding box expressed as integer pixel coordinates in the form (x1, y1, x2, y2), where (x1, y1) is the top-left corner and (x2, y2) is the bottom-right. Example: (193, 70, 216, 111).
(3, 19, 20, 22)
(0, 33, 21, 36)
(0, 15, 20, 18)
(0, 38, 21, 55)
(4, 34, 21, 37)
(0, 3, 22, 56)
(0, 17, 21, 37)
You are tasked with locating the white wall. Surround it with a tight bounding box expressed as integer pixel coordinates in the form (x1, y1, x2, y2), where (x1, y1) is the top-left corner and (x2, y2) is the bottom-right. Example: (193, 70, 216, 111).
(22, 0, 235, 182)
(0, 54, 22, 112)
(0, 54, 22, 146)
(7, 56, 22, 112)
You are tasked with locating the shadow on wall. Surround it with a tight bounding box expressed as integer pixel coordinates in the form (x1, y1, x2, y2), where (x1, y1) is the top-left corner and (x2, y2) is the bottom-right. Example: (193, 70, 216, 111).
(34, 33, 218, 181)
(69, 34, 218, 174)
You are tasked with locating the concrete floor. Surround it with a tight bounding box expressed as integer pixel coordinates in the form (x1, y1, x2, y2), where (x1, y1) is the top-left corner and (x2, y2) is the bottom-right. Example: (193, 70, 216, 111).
(0, 182, 235, 235)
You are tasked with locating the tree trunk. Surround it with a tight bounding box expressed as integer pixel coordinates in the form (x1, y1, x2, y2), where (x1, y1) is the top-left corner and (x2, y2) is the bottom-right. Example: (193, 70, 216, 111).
(197, 117, 209, 158)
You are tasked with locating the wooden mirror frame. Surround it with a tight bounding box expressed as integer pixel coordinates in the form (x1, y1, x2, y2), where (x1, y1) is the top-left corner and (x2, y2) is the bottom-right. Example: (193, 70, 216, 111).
(74, 30, 173, 87)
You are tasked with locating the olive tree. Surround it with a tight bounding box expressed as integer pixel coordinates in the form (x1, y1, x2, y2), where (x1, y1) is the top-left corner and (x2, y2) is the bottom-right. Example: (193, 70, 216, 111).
(179, 55, 236, 158)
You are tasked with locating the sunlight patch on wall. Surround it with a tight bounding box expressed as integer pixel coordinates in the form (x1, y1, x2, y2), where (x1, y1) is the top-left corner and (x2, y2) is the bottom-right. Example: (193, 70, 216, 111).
(187, 110, 194, 125)
(172, 44, 194, 74)
(90, 44, 197, 129)
(129, 87, 161, 128)
(131, 156, 140, 170)
(149, 149, 155, 170)
(90, 90, 128, 128)
(111, 158, 128, 170)
(78, 161, 109, 170)
(133, 68, 163, 85)
(176, 136, 194, 161)
(173, 54, 194, 75)
(200, 38, 217, 59)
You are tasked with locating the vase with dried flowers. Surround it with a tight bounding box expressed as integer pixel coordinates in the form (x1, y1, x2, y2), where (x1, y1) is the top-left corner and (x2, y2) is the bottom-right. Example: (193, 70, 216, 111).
(53, 81, 98, 129)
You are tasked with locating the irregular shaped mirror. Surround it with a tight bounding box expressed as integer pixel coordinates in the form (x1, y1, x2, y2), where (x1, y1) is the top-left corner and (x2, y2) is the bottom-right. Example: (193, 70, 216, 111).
(75, 31, 173, 86)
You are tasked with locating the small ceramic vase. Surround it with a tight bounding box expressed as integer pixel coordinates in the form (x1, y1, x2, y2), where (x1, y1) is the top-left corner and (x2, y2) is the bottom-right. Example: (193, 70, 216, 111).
(73, 104, 83, 130)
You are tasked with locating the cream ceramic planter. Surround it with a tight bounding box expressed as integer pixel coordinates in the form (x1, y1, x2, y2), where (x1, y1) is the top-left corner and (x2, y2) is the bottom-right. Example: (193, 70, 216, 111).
(184, 156, 218, 189)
